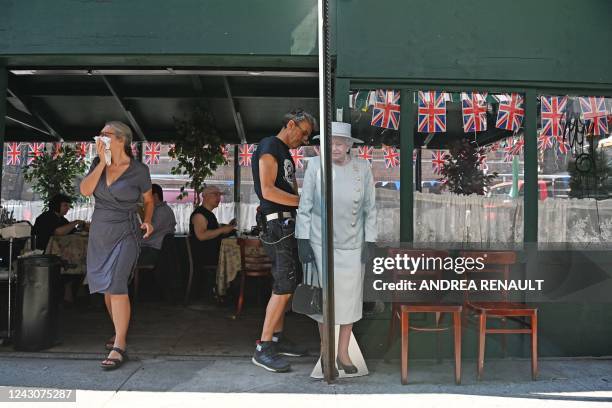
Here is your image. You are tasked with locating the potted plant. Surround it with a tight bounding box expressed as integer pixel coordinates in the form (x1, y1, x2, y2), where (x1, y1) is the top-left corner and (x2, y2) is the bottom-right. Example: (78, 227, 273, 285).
(23, 144, 88, 208)
(169, 105, 228, 204)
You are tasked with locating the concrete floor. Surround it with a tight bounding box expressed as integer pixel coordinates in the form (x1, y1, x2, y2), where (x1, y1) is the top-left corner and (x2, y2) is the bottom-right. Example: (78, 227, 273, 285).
(0, 301, 611, 407)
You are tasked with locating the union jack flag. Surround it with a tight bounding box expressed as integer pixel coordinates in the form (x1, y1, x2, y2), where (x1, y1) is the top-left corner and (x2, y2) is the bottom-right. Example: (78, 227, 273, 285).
(504, 137, 524, 157)
(383, 146, 400, 168)
(77, 142, 89, 159)
(554, 135, 570, 155)
(538, 134, 554, 151)
(478, 152, 489, 172)
(27, 143, 45, 165)
(431, 150, 447, 174)
(357, 146, 373, 165)
(578, 96, 608, 136)
(144, 142, 161, 165)
(496, 93, 525, 132)
(238, 144, 255, 167)
(221, 144, 232, 161)
(53, 143, 63, 159)
(418, 91, 447, 133)
(6, 143, 21, 166)
(290, 147, 305, 169)
(461, 92, 488, 132)
(540, 96, 568, 137)
(131, 143, 139, 157)
(371, 90, 401, 130)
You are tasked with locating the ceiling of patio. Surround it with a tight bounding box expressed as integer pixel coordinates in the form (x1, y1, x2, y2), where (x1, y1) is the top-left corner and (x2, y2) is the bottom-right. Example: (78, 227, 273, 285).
(4, 69, 319, 144)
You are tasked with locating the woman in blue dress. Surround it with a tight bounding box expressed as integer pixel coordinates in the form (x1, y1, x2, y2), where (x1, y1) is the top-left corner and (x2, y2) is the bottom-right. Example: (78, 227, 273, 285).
(80, 121, 154, 370)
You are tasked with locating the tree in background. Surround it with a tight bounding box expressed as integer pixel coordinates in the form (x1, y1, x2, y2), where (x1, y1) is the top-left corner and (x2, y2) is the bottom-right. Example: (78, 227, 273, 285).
(23, 145, 88, 209)
(439, 138, 498, 195)
(169, 106, 227, 205)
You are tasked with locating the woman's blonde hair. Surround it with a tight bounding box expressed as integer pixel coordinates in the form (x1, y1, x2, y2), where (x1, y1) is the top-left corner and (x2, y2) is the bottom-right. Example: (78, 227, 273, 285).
(105, 121, 134, 158)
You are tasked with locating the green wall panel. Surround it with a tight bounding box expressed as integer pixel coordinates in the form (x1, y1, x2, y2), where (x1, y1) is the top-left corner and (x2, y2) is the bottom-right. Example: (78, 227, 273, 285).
(0, 0, 318, 57)
(337, 0, 612, 85)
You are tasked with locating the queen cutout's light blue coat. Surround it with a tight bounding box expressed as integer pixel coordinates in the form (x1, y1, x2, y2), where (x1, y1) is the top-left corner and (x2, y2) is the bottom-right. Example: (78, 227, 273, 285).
(295, 155, 377, 324)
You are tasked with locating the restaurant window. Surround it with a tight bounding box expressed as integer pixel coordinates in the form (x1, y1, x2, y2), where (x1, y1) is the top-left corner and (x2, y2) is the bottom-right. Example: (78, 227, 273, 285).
(536, 95, 612, 247)
(413, 91, 525, 248)
(349, 89, 403, 243)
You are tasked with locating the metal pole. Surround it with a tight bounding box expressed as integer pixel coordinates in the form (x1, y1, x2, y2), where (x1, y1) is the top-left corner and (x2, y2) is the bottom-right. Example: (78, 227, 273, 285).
(233, 145, 241, 224)
(0, 66, 6, 201)
(318, 0, 335, 383)
(400, 89, 415, 242)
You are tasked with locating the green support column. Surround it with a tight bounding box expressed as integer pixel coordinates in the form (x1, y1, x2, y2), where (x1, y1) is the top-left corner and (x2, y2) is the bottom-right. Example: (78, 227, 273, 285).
(400, 89, 415, 242)
(523, 90, 538, 243)
(334, 78, 350, 122)
(0, 66, 6, 200)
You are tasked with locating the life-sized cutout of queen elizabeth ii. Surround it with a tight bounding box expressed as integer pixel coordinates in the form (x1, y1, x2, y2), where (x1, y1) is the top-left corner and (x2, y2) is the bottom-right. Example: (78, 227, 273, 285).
(295, 121, 377, 378)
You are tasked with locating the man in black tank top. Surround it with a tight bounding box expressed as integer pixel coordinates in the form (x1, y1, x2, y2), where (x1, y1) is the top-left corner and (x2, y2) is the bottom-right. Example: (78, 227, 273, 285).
(251, 109, 317, 373)
(189, 186, 236, 296)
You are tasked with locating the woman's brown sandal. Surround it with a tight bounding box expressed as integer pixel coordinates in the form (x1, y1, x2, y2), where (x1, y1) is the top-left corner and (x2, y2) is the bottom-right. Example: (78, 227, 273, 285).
(100, 347, 128, 370)
(104, 335, 115, 351)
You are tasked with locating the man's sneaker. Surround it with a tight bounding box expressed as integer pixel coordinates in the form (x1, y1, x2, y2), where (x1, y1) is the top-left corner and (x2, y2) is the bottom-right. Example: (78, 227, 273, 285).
(273, 333, 308, 357)
(252, 341, 291, 373)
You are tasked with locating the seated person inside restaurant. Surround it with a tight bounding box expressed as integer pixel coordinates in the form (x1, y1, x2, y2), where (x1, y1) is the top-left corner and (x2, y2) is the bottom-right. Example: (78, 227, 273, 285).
(137, 184, 177, 267)
(33, 193, 85, 251)
(33, 193, 86, 305)
(189, 185, 236, 297)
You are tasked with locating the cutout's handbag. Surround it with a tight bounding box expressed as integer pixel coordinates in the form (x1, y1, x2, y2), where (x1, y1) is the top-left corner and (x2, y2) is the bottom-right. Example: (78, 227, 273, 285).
(292, 261, 322, 315)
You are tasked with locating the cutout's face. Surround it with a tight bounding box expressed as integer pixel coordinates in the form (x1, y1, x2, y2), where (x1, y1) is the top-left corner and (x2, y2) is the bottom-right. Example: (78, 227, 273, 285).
(331, 136, 351, 162)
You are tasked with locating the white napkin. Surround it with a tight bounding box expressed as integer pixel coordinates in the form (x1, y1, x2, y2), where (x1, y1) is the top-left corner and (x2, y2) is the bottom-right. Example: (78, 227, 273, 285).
(94, 136, 112, 165)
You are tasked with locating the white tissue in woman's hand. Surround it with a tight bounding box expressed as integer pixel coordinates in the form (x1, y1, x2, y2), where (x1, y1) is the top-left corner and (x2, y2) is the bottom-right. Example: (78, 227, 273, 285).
(94, 136, 112, 165)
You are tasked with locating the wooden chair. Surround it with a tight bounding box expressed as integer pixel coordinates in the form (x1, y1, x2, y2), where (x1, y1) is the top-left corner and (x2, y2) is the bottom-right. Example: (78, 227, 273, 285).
(386, 248, 462, 385)
(459, 251, 538, 381)
(183, 236, 217, 305)
(233, 238, 272, 319)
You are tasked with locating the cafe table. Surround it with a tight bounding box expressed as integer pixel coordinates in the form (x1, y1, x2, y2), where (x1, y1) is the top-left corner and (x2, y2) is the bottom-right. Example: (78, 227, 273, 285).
(216, 235, 266, 296)
(46, 233, 89, 276)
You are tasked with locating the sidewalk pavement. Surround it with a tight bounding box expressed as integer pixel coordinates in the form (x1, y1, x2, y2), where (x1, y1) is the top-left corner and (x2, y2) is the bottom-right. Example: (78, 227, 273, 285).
(0, 353, 611, 407)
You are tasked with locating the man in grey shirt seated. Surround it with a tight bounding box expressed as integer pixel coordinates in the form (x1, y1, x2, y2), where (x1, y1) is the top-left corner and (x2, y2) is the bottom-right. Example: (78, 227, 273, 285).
(138, 184, 177, 267)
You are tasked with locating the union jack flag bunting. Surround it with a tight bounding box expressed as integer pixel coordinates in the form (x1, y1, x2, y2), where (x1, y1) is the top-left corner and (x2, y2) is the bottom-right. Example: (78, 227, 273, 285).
(431, 150, 447, 174)
(131, 143, 139, 157)
(418, 91, 447, 133)
(357, 146, 373, 165)
(504, 137, 524, 156)
(6, 143, 21, 166)
(144, 142, 161, 165)
(578, 96, 608, 136)
(496, 93, 525, 132)
(371, 90, 401, 130)
(554, 135, 570, 155)
(221, 144, 232, 161)
(537, 134, 554, 151)
(540, 96, 568, 137)
(77, 142, 89, 159)
(383, 146, 400, 168)
(290, 147, 305, 169)
(53, 143, 63, 159)
(478, 152, 489, 172)
(461, 92, 488, 132)
(27, 143, 45, 165)
(238, 144, 255, 167)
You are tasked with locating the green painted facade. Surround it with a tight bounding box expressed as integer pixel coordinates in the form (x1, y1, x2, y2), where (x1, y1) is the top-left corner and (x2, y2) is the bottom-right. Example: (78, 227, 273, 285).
(1, 0, 611, 358)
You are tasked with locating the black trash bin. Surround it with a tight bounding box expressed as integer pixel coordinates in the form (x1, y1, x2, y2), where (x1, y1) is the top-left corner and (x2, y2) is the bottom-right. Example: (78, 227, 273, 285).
(14, 255, 62, 351)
